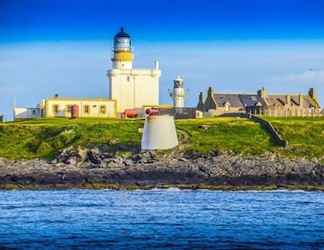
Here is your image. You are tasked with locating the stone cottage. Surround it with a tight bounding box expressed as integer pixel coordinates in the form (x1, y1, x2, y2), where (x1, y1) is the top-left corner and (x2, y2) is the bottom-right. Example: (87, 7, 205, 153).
(197, 87, 321, 117)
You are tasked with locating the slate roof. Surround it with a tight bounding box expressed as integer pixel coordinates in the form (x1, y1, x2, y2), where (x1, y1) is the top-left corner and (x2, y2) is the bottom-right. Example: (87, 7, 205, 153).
(202, 88, 320, 111)
(264, 95, 315, 108)
(212, 94, 263, 108)
(239, 94, 262, 107)
(213, 94, 243, 108)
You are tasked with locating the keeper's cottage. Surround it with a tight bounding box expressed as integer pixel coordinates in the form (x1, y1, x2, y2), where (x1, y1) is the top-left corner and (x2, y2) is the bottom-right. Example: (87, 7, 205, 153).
(197, 87, 321, 117)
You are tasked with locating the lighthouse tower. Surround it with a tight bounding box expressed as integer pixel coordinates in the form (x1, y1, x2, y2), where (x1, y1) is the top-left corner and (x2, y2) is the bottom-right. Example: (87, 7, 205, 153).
(111, 28, 134, 70)
(172, 76, 185, 108)
(108, 28, 161, 113)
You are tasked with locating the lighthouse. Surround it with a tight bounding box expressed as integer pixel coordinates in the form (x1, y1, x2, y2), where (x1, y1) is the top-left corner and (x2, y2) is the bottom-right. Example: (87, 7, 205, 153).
(107, 28, 161, 113)
(111, 27, 134, 70)
(172, 76, 185, 108)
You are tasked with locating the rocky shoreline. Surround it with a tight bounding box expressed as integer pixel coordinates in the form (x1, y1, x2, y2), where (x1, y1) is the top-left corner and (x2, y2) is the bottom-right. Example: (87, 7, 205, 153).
(0, 147, 323, 191)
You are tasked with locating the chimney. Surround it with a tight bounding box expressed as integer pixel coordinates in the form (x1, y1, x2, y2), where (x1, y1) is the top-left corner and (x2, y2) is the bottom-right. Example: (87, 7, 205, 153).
(197, 92, 204, 111)
(308, 87, 320, 108)
(207, 87, 214, 98)
(286, 95, 291, 106)
(257, 87, 267, 98)
(308, 88, 317, 99)
(299, 94, 304, 107)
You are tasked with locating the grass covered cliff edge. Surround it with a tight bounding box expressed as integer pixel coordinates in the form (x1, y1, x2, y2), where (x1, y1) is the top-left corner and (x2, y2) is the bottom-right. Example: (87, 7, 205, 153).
(0, 117, 324, 191)
(0, 117, 323, 161)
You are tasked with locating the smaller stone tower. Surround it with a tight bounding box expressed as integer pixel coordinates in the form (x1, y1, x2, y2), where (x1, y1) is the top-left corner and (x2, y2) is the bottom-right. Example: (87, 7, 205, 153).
(171, 76, 185, 108)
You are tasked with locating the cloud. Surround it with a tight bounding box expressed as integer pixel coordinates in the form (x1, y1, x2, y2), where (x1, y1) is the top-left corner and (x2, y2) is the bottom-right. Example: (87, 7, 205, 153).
(264, 70, 324, 102)
(268, 69, 324, 85)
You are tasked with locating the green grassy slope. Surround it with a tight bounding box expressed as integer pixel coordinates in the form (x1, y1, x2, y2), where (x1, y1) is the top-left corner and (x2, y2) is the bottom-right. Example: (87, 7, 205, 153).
(176, 118, 274, 155)
(0, 117, 323, 160)
(265, 117, 324, 159)
(0, 118, 143, 159)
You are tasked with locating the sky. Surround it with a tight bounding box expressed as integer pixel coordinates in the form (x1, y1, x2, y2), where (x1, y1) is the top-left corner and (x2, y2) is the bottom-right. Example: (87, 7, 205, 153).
(1, 0, 324, 119)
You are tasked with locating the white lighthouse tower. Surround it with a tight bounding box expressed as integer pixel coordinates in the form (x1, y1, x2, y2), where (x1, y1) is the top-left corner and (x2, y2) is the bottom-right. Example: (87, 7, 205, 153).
(107, 28, 161, 113)
(171, 76, 185, 108)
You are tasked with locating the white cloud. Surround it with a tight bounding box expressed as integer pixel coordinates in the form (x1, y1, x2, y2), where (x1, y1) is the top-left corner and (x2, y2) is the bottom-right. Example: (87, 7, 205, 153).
(264, 70, 324, 100)
(269, 69, 324, 85)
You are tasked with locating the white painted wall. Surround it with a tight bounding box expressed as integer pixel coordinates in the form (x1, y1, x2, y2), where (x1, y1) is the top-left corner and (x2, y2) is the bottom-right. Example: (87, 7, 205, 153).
(141, 115, 178, 150)
(112, 61, 133, 70)
(108, 68, 161, 112)
(14, 107, 41, 120)
(173, 87, 185, 108)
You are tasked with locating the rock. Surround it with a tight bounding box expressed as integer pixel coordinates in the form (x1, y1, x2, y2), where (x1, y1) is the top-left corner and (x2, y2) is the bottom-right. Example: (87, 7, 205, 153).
(178, 158, 189, 162)
(77, 147, 88, 162)
(66, 157, 78, 166)
(183, 151, 204, 160)
(49, 159, 58, 164)
(87, 164, 102, 169)
(131, 154, 142, 163)
(55, 146, 89, 166)
(100, 152, 114, 160)
(0, 158, 9, 167)
(130, 151, 158, 164)
(123, 159, 133, 166)
(1, 150, 323, 189)
(199, 125, 210, 130)
(87, 150, 102, 165)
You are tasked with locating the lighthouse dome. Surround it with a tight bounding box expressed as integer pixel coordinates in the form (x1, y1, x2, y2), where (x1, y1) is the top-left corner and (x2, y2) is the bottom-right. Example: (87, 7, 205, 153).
(114, 27, 130, 39)
(113, 27, 132, 52)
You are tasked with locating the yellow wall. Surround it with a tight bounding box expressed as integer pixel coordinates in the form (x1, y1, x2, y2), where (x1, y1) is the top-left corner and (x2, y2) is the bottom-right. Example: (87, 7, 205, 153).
(42, 99, 117, 118)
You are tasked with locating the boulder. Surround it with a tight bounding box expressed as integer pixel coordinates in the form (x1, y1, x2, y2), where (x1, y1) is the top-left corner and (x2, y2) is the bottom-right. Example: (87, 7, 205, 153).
(87, 149, 102, 165)
(56, 146, 87, 165)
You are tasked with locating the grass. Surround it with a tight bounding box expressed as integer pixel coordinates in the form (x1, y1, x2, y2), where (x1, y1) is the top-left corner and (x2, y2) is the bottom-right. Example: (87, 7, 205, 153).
(176, 117, 274, 155)
(0, 118, 143, 159)
(0, 117, 323, 160)
(264, 116, 324, 159)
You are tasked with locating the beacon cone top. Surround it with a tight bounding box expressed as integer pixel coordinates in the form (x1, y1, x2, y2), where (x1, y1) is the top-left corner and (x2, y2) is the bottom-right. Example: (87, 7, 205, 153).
(141, 110, 178, 151)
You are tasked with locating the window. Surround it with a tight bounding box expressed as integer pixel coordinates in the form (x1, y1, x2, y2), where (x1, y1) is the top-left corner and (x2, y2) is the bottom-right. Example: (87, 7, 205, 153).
(53, 105, 59, 113)
(84, 105, 90, 114)
(66, 105, 73, 112)
(100, 105, 106, 114)
(127, 76, 130, 82)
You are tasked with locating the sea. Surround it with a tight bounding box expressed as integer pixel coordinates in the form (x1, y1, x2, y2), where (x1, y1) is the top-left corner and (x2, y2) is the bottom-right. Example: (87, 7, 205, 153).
(0, 189, 323, 249)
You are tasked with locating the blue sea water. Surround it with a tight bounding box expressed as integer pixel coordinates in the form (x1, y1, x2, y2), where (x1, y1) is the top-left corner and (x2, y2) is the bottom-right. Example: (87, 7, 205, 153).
(0, 189, 323, 249)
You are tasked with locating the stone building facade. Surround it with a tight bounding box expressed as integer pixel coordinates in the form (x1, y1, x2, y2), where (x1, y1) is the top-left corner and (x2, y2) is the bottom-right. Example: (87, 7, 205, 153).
(197, 87, 321, 117)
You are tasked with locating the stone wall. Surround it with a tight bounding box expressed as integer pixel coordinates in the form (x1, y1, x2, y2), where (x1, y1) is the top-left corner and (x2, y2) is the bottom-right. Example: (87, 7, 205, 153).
(249, 115, 288, 147)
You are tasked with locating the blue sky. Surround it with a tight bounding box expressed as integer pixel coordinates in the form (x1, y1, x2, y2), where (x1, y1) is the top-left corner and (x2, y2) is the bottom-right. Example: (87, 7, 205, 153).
(1, 0, 324, 119)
